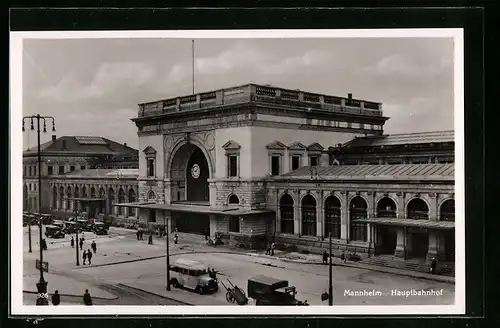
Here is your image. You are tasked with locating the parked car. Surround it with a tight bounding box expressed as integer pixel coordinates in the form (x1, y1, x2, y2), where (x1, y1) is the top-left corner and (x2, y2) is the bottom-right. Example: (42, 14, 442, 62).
(40, 214, 54, 225)
(93, 222, 108, 235)
(63, 221, 80, 234)
(23, 214, 38, 226)
(45, 225, 65, 238)
(77, 219, 93, 232)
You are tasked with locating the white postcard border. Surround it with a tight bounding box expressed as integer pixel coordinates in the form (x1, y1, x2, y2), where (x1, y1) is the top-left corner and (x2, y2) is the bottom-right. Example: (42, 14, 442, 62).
(10, 28, 465, 316)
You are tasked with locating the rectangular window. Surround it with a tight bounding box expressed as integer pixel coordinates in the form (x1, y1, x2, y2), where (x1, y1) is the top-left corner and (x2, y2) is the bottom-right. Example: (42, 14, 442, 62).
(29, 184, 32, 191)
(70, 166, 75, 172)
(34, 184, 36, 191)
(47, 166, 53, 175)
(80, 165, 86, 170)
(310, 156, 318, 166)
(147, 159, 155, 177)
(271, 155, 280, 176)
(34, 166, 37, 176)
(29, 166, 32, 176)
(58, 166, 64, 174)
(229, 216, 240, 233)
(228, 155, 238, 177)
(291, 155, 300, 171)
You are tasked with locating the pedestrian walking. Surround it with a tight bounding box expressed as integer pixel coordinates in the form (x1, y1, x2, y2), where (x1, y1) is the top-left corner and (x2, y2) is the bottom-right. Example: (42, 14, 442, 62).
(42, 239, 47, 250)
(340, 251, 346, 263)
(51, 290, 60, 306)
(430, 257, 437, 274)
(270, 242, 275, 256)
(140, 230, 144, 240)
(265, 243, 271, 255)
(83, 289, 92, 306)
(87, 249, 93, 265)
(82, 250, 87, 265)
(204, 229, 209, 241)
(91, 240, 97, 254)
(79, 238, 84, 251)
(70, 237, 74, 248)
(136, 230, 140, 240)
(323, 250, 328, 265)
(174, 234, 178, 244)
(148, 233, 153, 245)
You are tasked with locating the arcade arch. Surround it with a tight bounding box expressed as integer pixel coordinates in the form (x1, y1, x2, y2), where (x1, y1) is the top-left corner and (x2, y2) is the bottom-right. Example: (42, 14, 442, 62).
(301, 195, 316, 236)
(350, 196, 367, 242)
(279, 194, 294, 234)
(324, 195, 341, 239)
(169, 143, 211, 203)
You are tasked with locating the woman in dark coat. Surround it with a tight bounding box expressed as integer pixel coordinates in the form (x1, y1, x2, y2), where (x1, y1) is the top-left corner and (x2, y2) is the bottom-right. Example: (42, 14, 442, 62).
(83, 289, 92, 305)
(51, 290, 60, 306)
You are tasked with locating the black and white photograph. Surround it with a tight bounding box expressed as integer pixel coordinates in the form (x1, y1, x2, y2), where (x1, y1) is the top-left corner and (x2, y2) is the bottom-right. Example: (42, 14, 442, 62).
(10, 29, 464, 316)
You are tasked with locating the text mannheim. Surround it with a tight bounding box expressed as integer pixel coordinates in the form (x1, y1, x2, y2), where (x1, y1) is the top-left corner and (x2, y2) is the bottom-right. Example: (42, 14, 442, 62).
(23, 84, 455, 269)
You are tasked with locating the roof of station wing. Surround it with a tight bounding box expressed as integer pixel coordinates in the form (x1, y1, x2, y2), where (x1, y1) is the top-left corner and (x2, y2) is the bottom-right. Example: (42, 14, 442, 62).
(23, 136, 138, 155)
(280, 163, 454, 180)
(342, 131, 454, 148)
(60, 169, 139, 178)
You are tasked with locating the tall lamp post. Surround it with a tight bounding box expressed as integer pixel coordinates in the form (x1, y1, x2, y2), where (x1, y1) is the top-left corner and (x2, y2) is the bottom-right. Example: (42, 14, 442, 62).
(165, 214, 171, 291)
(328, 232, 333, 306)
(74, 208, 80, 266)
(22, 114, 56, 306)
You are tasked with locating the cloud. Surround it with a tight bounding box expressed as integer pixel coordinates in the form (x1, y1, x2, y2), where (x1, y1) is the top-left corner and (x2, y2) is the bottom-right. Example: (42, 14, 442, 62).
(263, 50, 330, 75)
(361, 53, 451, 79)
(39, 61, 157, 102)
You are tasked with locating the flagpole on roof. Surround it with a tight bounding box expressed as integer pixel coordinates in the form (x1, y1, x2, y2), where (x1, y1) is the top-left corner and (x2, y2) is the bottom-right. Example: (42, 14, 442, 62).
(192, 39, 195, 95)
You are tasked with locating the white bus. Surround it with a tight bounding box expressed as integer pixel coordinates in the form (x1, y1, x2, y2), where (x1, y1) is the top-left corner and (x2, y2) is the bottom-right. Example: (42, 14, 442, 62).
(169, 259, 219, 294)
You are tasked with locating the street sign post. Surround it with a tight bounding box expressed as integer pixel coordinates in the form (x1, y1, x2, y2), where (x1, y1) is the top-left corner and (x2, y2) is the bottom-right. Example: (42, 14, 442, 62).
(35, 259, 49, 272)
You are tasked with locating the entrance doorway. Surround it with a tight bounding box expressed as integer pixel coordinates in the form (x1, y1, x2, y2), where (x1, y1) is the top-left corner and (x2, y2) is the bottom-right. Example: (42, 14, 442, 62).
(172, 211, 210, 235)
(376, 225, 397, 254)
(443, 230, 455, 261)
(410, 230, 429, 258)
(170, 143, 211, 203)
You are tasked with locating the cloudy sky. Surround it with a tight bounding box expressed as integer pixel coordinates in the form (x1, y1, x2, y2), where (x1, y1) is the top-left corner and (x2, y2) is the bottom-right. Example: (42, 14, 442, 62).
(22, 37, 454, 150)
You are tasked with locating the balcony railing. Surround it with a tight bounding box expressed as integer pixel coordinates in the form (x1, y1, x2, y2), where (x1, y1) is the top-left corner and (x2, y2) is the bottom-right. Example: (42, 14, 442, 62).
(138, 84, 383, 118)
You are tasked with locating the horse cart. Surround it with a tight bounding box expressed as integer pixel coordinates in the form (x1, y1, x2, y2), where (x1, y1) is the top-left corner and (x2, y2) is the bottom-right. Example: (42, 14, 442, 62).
(220, 279, 248, 305)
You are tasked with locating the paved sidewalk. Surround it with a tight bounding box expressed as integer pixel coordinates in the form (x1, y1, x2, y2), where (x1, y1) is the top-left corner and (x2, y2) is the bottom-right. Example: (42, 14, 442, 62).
(23, 273, 117, 300)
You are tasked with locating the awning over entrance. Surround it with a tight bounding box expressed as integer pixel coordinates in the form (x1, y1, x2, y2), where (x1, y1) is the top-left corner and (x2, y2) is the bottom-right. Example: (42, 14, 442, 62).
(354, 217, 455, 230)
(115, 202, 275, 216)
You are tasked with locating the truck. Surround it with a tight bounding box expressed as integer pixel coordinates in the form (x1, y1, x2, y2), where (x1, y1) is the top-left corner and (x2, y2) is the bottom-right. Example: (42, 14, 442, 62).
(247, 275, 309, 306)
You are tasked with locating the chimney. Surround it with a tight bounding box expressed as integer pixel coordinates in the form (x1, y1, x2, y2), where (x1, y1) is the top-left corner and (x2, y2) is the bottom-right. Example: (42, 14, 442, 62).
(348, 93, 353, 99)
(52, 135, 56, 142)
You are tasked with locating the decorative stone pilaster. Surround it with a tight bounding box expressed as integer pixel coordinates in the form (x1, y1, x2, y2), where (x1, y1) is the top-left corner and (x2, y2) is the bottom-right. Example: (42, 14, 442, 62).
(427, 230, 438, 261)
(275, 189, 281, 234)
(397, 192, 405, 219)
(394, 227, 405, 258)
(340, 191, 348, 240)
(428, 193, 438, 221)
(316, 190, 323, 238)
(293, 189, 300, 235)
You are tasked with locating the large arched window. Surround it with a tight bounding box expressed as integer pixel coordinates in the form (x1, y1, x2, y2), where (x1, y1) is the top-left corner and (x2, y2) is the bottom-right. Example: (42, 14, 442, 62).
(52, 186, 57, 209)
(279, 194, 294, 234)
(407, 198, 429, 220)
(147, 190, 156, 200)
(59, 186, 64, 209)
(350, 196, 367, 242)
(301, 195, 317, 236)
(228, 194, 240, 205)
(377, 197, 397, 218)
(128, 188, 136, 217)
(118, 188, 125, 215)
(440, 199, 455, 221)
(108, 188, 115, 215)
(324, 195, 341, 239)
(66, 186, 72, 210)
(99, 188, 106, 214)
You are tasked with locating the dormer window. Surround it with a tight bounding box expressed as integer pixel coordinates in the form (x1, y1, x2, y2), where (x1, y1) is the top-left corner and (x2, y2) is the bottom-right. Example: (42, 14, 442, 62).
(288, 141, 306, 172)
(143, 146, 157, 178)
(266, 141, 286, 176)
(222, 140, 241, 178)
(307, 142, 324, 167)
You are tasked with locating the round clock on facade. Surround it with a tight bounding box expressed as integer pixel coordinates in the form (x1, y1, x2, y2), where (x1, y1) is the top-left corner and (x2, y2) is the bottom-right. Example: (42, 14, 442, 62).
(191, 164, 201, 179)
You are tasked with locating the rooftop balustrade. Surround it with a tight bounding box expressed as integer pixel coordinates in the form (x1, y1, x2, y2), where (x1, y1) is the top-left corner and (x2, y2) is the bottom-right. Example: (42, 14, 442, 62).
(137, 84, 383, 118)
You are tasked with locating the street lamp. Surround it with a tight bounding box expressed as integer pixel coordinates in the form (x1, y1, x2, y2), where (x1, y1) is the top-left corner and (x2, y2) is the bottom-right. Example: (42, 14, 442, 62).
(328, 232, 333, 306)
(74, 208, 80, 266)
(22, 114, 56, 306)
(165, 213, 171, 291)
